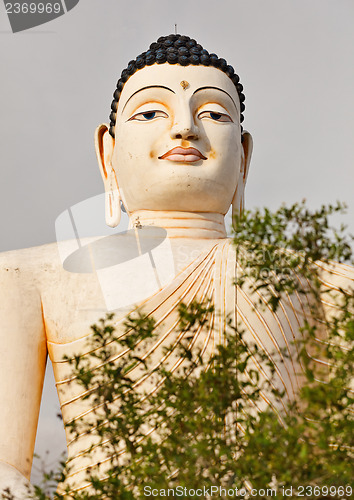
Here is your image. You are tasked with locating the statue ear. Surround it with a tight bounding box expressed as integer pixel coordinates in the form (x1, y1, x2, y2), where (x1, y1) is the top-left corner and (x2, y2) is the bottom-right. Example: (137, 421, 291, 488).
(232, 131, 253, 224)
(94, 124, 121, 227)
(241, 131, 253, 186)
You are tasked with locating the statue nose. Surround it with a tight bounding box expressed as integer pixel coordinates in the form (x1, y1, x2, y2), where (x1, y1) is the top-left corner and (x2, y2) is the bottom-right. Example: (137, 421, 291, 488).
(171, 128, 199, 141)
(170, 114, 199, 141)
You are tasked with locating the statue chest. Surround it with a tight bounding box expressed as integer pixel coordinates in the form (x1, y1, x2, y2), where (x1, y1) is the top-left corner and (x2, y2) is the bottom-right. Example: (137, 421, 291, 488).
(39, 238, 323, 493)
(41, 236, 226, 345)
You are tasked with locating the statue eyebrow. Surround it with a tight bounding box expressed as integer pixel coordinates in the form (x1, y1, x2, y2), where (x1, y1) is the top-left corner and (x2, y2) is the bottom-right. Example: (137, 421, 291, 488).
(122, 85, 175, 112)
(193, 86, 238, 110)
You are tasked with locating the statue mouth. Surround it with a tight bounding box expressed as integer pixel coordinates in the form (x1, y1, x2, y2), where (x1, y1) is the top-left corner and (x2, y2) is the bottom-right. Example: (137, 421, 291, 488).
(158, 147, 207, 162)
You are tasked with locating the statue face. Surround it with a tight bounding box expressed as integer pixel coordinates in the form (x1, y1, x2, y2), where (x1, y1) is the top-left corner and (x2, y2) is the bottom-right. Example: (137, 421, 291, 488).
(112, 63, 244, 214)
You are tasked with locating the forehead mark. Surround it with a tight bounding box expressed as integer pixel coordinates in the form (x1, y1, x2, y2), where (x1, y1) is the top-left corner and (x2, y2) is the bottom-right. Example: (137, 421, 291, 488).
(192, 86, 238, 111)
(180, 80, 189, 90)
(122, 85, 176, 112)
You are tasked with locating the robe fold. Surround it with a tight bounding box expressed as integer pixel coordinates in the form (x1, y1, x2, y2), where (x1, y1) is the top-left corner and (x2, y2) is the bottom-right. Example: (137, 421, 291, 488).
(47, 239, 352, 493)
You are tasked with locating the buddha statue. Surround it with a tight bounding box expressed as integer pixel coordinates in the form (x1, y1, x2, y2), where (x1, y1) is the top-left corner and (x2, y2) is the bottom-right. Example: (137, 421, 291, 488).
(0, 34, 353, 498)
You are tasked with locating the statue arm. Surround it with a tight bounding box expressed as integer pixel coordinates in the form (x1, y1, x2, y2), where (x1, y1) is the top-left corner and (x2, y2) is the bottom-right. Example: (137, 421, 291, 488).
(317, 260, 354, 317)
(0, 253, 47, 497)
(0, 462, 35, 499)
(315, 260, 354, 368)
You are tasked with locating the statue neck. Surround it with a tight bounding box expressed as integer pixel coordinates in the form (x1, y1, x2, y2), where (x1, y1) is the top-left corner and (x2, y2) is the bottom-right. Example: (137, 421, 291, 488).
(128, 210, 227, 239)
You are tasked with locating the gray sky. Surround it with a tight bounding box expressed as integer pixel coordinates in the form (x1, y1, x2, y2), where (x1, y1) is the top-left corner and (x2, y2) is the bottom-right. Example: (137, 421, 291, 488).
(1, 0, 353, 484)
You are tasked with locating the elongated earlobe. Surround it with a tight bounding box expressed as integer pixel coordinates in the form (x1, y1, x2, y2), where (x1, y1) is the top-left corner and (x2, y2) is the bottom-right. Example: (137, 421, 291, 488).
(232, 166, 245, 224)
(232, 131, 253, 228)
(105, 174, 121, 227)
(95, 124, 121, 228)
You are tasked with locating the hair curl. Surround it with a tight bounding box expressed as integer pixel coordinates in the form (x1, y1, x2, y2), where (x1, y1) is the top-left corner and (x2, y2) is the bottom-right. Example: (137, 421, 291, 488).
(109, 34, 245, 139)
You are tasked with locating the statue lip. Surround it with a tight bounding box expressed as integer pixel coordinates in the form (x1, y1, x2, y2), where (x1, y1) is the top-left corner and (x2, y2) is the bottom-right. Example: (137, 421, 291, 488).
(158, 147, 207, 162)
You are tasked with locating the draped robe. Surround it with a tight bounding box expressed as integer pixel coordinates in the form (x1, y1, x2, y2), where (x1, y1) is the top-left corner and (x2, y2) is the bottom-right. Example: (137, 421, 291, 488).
(42, 236, 353, 494)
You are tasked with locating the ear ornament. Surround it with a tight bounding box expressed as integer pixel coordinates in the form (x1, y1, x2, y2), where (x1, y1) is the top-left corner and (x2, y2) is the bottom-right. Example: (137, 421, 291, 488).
(105, 170, 121, 228)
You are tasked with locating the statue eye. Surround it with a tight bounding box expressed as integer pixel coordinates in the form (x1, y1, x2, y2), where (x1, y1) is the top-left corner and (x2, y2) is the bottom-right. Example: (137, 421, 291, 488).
(143, 112, 156, 120)
(129, 110, 168, 121)
(198, 111, 232, 123)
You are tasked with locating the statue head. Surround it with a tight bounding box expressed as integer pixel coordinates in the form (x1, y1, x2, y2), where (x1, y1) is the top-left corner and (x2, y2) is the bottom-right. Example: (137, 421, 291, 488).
(95, 34, 253, 227)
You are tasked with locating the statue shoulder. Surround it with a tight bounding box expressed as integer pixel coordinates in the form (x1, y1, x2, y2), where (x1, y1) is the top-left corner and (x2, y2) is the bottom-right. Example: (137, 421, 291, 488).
(316, 260, 354, 294)
(0, 242, 62, 283)
(314, 260, 354, 323)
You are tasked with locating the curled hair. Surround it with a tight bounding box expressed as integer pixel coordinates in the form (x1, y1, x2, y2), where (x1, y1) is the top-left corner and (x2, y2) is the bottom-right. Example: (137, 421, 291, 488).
(109, 34, 246, 139)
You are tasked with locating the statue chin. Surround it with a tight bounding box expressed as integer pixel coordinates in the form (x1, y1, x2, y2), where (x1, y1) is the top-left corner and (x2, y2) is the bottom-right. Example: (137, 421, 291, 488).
(121, 177, 235, 215)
